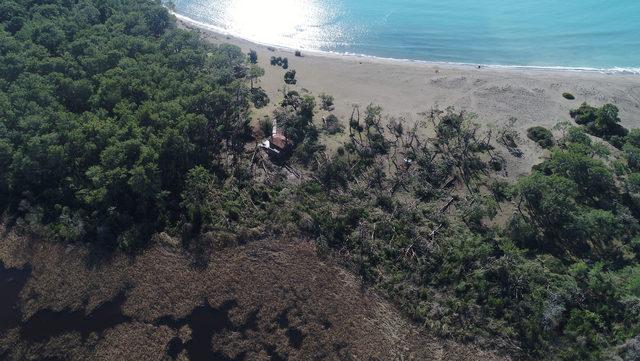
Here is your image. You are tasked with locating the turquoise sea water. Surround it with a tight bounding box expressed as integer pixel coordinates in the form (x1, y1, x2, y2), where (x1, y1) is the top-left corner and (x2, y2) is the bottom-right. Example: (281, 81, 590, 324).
(171, 0, 640, 72)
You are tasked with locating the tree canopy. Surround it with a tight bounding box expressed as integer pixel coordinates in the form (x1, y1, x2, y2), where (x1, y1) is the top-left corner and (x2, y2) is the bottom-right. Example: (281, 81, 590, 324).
(0, 0, 255, 249)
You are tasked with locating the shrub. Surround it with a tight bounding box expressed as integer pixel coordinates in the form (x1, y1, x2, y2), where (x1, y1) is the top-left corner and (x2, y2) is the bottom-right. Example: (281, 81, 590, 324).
(258, 117, 273, 139)
(247, 65, 265, 88)
(570, 102, 598, 125)
(563, 92, 575, 100)
(269, 56, 289, 69)
(319, 93, 334, 111)
(490, 158, 503, 171)
(248, 49, 257, 64)
(570, 103, 627, 145)
(281, 90, 301, 108)
(497, 117, 523, 157)
(250, 87, 270, 109)
(527, 126, 555, 148)
(284, 69, 297, 85)
(490, 179, 513, 202)
(323, 114, 343, 135)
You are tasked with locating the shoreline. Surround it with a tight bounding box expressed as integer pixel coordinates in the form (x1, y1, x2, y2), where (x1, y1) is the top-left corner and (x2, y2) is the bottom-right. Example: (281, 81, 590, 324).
(171, 10, 640, 76)
(174, 12, 640, 178)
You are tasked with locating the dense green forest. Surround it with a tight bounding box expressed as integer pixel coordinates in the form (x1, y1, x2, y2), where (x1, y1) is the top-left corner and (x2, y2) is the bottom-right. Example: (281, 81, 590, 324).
(0, 0, 639, 360)
(0, 0, 256, 248)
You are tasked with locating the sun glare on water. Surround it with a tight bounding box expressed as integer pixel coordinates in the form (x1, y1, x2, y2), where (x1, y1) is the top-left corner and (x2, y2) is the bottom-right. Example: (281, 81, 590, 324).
(220, 0, 339, 49)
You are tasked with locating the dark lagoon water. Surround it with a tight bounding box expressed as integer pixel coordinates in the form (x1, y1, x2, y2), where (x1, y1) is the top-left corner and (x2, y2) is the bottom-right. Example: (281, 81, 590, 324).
(1, 261, 132, 357)
(171, 0, 640, 73)
(158, 300, 242, 361)
(0, 261, 31, 332)
(19, 292, 131, 342)
(0, 263, 270, 361)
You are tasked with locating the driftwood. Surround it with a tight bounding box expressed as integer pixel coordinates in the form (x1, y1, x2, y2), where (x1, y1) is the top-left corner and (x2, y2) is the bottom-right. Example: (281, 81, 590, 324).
(439, 197, 455, 213)
(440, 176, 457, 190)
(249, 144, 260, 172)
(426, 197, 457, 240)
(403, 244, 417, 261)
(429, 223, 445, 238)
(284, 164, 301, 178)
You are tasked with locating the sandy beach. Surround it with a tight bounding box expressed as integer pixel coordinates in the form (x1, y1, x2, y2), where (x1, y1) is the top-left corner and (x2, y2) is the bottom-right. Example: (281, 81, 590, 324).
(176, 15, 640, 177)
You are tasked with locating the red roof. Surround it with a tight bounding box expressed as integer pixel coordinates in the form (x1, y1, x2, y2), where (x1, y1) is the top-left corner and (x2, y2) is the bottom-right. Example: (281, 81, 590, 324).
(270, 134, 292, 150)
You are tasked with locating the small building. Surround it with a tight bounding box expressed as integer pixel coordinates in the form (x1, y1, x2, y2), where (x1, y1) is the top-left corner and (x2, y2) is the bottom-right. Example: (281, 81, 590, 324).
(260, 120, 292, 157)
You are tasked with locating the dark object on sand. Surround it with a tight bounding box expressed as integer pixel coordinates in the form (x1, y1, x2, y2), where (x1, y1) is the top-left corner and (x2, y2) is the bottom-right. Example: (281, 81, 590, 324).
(295, 50, 302, 57)
(563, 92, 575, 100)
